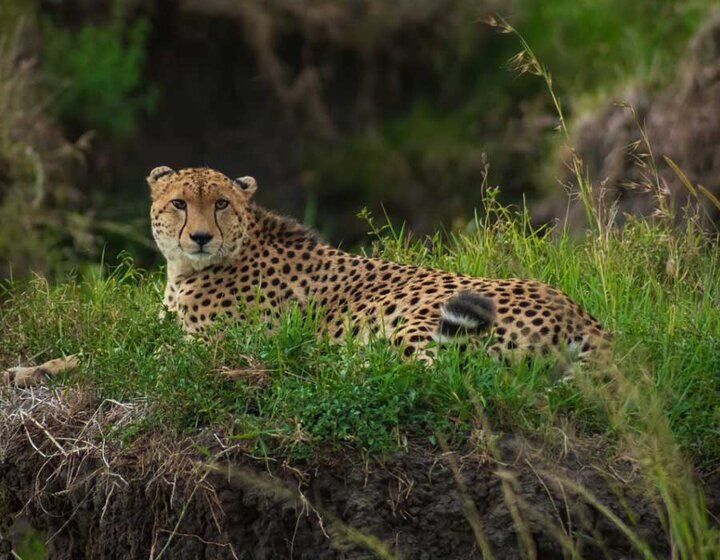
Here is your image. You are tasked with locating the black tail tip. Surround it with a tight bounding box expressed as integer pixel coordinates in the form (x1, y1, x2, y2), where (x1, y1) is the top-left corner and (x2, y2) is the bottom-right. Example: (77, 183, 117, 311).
(437, 291, 496, 338)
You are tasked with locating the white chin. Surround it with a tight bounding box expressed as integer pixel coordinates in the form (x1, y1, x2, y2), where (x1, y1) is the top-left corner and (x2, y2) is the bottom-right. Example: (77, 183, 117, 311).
(187, 252, 214, 261)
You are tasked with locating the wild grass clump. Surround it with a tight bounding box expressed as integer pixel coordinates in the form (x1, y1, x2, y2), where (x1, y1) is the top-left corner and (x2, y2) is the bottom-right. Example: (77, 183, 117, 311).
(480, 17, 720, 555)
(3, 191, 718, 554)
(2, 190, 718, 466)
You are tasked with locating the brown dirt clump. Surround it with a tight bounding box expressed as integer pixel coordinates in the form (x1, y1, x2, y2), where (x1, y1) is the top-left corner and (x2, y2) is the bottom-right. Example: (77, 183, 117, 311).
(0, 386, 686, 559)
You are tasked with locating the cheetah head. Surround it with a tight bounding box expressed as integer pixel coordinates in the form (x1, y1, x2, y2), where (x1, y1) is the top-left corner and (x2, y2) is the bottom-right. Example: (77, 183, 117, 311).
(148, 166, 257, 270)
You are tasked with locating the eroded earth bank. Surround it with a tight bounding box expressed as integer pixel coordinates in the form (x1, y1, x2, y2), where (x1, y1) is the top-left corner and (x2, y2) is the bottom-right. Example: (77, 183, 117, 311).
(3, 388, 712, 560)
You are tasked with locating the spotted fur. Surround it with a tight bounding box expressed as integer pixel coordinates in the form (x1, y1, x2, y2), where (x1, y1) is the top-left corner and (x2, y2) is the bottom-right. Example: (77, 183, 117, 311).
(149, 166, 613, 365)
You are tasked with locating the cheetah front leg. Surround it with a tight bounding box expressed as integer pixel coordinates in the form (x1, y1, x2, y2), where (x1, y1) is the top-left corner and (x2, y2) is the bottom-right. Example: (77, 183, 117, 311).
(159, 280, 180, 320)
(3, 355, 79, 387)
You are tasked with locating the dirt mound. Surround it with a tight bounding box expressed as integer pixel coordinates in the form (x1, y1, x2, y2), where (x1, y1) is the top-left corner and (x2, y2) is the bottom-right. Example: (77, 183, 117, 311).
(0, 387, 684, 559)
(535, 13, 720, 229)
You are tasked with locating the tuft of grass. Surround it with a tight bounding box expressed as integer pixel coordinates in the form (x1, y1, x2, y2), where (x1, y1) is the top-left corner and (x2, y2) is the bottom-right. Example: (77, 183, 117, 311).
(2, 199, 718, 468)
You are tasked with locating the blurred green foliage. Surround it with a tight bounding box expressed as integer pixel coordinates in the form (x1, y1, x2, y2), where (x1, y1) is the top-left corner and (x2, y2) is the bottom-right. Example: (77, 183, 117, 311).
(304, 0, 715, 226)
(13, 527, 47, 560)
(41, 15, 156, 140)
(521, 0, 713, 91)
(1, 0, 717, 278)
(0, 2, 94, 279)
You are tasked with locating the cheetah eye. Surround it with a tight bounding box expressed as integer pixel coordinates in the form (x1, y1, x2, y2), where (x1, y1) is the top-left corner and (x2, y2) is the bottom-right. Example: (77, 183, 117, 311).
(215, 199, 229, 210)
(171, 199, 186, 210)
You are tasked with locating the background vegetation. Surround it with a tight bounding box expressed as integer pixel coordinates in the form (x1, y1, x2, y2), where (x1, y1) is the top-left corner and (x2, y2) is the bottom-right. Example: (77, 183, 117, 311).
(0, 0, 717, 278)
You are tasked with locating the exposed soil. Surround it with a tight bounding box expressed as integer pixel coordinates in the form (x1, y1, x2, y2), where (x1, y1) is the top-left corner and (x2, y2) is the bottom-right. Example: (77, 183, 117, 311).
(0, 388, 699, 559)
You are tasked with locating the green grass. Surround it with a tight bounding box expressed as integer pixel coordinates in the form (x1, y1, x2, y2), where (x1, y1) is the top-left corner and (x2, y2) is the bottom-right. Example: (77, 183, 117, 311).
(2, 198, 718, 468)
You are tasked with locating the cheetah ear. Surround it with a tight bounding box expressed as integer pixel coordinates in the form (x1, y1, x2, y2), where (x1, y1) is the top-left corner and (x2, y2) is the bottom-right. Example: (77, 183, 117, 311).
(147, 166, 175, 186)
(233, 176, 257, 199)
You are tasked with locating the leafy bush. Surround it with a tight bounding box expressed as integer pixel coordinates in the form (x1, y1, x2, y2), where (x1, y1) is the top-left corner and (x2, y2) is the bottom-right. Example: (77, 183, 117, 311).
(41, 15, 156, 140)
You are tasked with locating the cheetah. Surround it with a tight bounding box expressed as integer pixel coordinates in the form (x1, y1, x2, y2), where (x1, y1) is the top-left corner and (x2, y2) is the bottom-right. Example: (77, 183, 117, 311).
(148, 166, 612, 366)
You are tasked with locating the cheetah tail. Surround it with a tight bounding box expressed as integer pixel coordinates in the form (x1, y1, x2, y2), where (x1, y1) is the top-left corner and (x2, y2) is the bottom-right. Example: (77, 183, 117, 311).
(435, 291, 496, 342)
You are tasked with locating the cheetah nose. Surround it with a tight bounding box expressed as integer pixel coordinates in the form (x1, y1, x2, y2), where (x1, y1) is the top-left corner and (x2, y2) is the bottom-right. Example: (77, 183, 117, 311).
(189, 231, 213, 247)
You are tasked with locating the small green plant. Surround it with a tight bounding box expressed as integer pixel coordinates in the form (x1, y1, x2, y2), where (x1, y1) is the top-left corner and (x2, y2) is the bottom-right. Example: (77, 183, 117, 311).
(40, 14, 156, 140)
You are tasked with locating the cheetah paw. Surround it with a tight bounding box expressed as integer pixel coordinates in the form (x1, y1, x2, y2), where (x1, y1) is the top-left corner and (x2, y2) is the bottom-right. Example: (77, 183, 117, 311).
(2, 355, 79, 387)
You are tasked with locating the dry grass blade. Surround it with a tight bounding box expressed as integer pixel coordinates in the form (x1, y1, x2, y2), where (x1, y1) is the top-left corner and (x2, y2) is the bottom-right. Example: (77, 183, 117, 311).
(697, 185, 720, 212)
(497, 469, 536, 560)
(663, 156, 697, 197)
(436, 432, 495, 559)
(204, 462, 399, 560)
(217, 354, 272, 387)
(538, 469, 655, 559)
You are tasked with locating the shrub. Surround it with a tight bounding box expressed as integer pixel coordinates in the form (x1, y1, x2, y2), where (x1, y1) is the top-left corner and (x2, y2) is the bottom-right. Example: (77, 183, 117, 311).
(40, 14, 156, 140)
